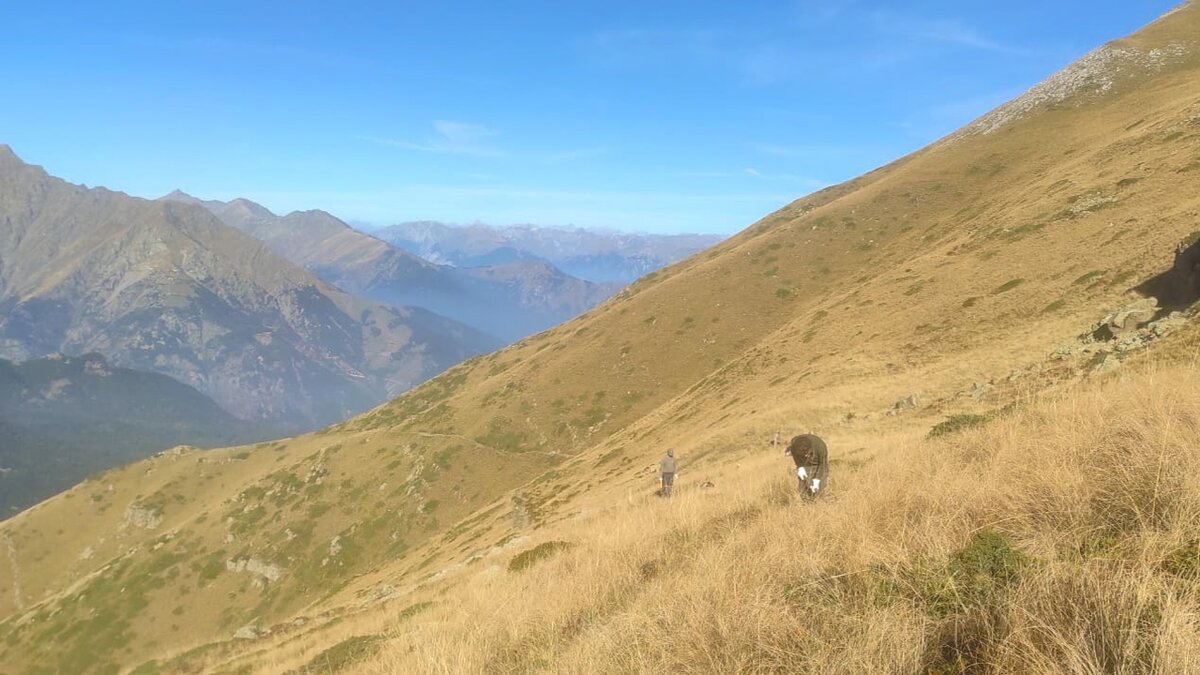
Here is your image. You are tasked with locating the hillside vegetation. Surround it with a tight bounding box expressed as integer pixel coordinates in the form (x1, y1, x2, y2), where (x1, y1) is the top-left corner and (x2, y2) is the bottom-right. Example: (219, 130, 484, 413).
(1, 4, 1199, 673)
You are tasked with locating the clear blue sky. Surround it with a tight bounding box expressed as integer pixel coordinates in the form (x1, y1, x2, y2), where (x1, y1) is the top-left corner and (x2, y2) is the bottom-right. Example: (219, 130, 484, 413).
(0, 1, 1182, 234)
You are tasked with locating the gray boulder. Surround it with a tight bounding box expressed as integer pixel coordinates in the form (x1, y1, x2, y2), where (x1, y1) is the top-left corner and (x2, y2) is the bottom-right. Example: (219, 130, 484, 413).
(1093, 298, 1159, 340)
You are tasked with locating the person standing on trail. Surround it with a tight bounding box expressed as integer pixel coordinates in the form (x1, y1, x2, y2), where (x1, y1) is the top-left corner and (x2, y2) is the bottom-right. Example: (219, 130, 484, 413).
(660, 449, 677, 497)
(786, 434, 828, 499)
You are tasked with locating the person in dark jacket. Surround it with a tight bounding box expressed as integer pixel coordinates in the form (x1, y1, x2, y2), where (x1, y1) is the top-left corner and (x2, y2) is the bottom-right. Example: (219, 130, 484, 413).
(660, 449, 677, 497)
(785, 434, 828, 498)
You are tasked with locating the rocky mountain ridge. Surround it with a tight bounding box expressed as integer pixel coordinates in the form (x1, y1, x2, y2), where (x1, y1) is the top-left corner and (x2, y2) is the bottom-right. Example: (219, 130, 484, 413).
(0, 147, 499, 426)
(377, 220, 724, 283)
(163, 194, 622, 341)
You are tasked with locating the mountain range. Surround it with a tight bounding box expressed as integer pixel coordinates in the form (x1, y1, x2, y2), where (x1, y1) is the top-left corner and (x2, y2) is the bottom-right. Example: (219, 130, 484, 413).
(0, 147, 498, 428)
(378, 220, 724, 283)
(2, 4, 1199, 672)
(162, 192, 626, 342)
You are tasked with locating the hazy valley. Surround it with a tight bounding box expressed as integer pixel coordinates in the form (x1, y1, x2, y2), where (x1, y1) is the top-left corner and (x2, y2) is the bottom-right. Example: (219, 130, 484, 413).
(378, 220, 724, 284)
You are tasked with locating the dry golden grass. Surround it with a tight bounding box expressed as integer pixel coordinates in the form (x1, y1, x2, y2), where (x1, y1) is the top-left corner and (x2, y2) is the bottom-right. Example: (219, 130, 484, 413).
(355, 366, 1200, 674)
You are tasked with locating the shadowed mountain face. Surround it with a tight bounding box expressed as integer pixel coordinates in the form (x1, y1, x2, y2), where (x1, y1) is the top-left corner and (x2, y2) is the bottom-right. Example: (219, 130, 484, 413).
(0, 150, 500, 427)
(377, 220, 725, 284)
(1, 5, 1199, 674)
(166, 196, 623, 342)
(0, 353, 280, 519)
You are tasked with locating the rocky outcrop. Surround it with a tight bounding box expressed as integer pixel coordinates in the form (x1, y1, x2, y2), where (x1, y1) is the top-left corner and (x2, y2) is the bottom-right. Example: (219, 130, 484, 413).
(124, 504, 163, 530)
(1092, 298, 1160, 340)
(226, 556, 283, 584)
(1050, 298, 1191, 368)
(888, 394, 920, 416)
(962, 40, 1191, 137)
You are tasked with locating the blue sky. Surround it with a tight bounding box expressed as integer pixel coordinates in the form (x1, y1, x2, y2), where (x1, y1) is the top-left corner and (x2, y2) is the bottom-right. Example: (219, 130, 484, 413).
(0, 1, 1182, 234)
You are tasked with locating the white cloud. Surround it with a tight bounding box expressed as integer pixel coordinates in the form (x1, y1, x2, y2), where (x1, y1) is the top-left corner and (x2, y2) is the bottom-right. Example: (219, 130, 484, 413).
(869, 13, 1035, 55)
(359, 120, 504, 157)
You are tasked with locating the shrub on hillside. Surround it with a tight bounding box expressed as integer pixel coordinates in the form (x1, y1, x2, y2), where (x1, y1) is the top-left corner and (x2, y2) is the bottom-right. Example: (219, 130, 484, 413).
(509, 541, 573, 572)
(928, 413, 991, 438)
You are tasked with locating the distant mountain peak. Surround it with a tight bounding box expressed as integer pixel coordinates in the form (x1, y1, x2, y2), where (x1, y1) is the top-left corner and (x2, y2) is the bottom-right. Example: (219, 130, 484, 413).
(226, 197, 275, 219)
(162, 189, 202, 204)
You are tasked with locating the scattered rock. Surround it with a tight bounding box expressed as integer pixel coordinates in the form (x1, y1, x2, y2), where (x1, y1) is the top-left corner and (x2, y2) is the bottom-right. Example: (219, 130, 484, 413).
(888, 394, 920, 416)
(226, 556, 283, 583)
(1149, 312, 1187, 337)
(233, 621, 262, 640)
(156, 445, 193, 459)
(124, 503, 163, 530)
(1093, 298, 1159, 340)
(1091, 352, 1121, 373)
(963, 42, 1190, 136)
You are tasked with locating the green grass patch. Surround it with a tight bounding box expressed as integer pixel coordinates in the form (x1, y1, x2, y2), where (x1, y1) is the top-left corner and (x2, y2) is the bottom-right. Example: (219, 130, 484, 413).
(396, 601, 435, 622)
(883, 530, 1031, 618)
(509, 541, 574, 572)
(992, 278, 1024, 294)
(294, 634, 387, 674)
(1041, 299, 1067, 314)
(928, 414, 991, 439)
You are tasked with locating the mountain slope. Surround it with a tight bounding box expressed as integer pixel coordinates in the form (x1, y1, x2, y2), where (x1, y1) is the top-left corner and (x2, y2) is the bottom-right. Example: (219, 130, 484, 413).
(167, 196, 621, 341)
(1, 4, 1199, 673)
(0, 151, 499, 428)
(379, 220, 724, 283)
(0, 353, 279, 519)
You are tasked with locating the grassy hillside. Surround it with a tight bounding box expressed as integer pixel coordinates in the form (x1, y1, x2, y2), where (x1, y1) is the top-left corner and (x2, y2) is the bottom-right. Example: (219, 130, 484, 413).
(1, 4, 1198, 673)
(358, 363, 1200, 673)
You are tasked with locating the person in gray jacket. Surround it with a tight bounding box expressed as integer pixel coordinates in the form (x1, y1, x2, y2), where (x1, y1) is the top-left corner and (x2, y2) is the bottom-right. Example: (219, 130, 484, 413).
(660, 449, 677, 497)
(786, 434, 828, 499)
